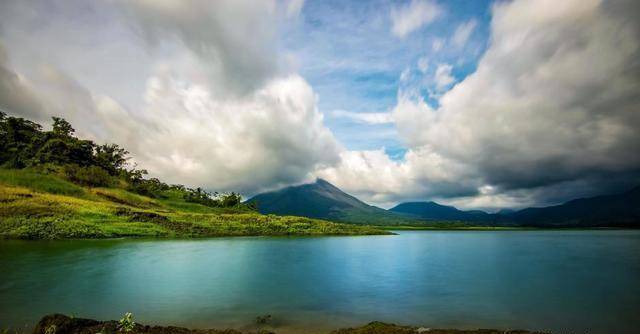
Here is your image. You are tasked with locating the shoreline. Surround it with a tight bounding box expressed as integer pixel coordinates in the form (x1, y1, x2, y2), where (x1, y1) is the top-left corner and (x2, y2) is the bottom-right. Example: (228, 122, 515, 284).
(32, 314, 548, 334)
(378, 225, 640, 231)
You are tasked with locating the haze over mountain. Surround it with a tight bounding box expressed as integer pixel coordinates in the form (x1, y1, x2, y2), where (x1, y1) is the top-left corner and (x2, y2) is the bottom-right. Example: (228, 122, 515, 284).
(249, 179, 640, 228)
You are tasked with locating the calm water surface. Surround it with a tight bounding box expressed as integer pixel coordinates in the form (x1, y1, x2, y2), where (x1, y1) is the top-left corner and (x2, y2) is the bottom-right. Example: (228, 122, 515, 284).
(1, 230, 639, 333)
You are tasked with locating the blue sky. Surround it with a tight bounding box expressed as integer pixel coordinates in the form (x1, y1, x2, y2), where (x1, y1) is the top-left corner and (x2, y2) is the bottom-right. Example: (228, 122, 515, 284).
(282, 0, 492, 159)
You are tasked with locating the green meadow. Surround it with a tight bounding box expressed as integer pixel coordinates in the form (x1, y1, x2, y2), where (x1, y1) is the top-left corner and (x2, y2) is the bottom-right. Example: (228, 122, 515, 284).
(0, 169, 389, 239)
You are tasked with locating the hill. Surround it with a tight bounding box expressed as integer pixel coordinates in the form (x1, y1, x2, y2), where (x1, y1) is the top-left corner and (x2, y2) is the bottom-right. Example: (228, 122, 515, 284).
(389, 201, 491, 222)
(502, 186, 640, 227)
(391, 187, 640, 227)
(0, 169, 390, 239)
(247, 179, 422, 225)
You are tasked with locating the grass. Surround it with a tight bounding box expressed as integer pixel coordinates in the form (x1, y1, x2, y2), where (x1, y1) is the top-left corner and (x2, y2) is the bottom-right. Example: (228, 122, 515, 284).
(0, 169, 390, 240)
(0, 169, 86, 197)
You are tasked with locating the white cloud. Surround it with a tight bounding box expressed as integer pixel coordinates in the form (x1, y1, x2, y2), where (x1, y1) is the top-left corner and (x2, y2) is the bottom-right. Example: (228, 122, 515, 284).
(317, 0, 640, 208)
(285, 0, 305, 18)
(417, 56, 429, 73)
(117, 0, 281, 96)
(127, 72, 341, 193)
(434, 63, 455, 91)
(0, 42, 44, 121)
(390, 0, 442, 38)
(399, 68, 411, 83)
(0, 0, 341, 196)
(2, 0, 639, 210)
(451, 19, 477, 48)
(432, 38, 444, 51)
(331, 110, 394, 125)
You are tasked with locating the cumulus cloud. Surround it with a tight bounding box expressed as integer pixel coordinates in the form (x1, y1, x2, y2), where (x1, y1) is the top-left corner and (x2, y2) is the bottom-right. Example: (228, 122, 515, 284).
(434, 63, 455, 91)
(391, 0, 442, 38)
(116, 0, 281, 96)
(451, 19, 477, 48)
(417, 56, 429, 73)
(0, 0, 341, 196)
(432, 38, 444, 52)
(285, 0, 305, 18)
(320, 0, 640, 209)
(113, 71, 340, 193)
(0, 42, 45, 121)
(3, 0, 639, 210)
(317, 147, 480, 208)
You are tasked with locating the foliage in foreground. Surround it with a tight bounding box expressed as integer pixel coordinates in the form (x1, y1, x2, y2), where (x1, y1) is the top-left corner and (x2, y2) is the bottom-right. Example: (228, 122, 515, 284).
(0, 169, 390, 239)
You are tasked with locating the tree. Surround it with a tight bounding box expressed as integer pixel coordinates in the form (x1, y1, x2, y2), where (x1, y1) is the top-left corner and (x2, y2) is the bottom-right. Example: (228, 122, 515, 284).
(52, 117, 74, 137)
(220, 192, 242, 207)
(0, 112, 45, 168)
(94, 143, 129, 175)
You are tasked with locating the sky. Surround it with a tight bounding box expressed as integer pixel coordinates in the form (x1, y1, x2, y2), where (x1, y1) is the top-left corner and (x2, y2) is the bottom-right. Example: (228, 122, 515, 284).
(0, 0, 639, 211)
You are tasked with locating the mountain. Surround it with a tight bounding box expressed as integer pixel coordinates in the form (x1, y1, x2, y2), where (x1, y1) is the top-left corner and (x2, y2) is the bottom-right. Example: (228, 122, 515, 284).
(501, 186, 640, 227)
(249, 179, 640, 228)
(389, 201, 491, 222)
(247, 179, 417, 225)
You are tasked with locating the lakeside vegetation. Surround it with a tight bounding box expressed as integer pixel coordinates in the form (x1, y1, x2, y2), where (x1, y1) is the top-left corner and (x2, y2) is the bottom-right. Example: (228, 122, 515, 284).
(0, 113, 389, 239)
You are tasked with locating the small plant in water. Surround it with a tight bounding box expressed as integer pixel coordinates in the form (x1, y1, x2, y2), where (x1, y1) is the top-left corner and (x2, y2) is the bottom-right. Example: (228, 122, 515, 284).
(118, 312, 135, 333)
(44, 325, 57, 334)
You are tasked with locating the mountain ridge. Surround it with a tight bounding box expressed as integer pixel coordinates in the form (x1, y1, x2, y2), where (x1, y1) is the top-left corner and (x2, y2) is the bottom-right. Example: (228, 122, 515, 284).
(248, 179, 640, 227)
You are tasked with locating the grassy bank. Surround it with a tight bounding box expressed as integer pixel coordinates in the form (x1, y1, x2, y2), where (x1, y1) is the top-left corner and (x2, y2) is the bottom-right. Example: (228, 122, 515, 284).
(0, 169, 390, 239)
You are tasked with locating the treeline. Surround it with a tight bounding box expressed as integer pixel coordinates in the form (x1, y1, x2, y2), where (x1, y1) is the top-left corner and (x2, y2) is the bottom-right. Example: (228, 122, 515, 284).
(0, 112, 244, 208)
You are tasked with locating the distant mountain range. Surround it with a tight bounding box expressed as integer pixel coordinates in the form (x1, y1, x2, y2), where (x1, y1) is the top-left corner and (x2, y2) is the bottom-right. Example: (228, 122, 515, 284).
(247, 179, 640, 228)
(499, 186, 640, 227)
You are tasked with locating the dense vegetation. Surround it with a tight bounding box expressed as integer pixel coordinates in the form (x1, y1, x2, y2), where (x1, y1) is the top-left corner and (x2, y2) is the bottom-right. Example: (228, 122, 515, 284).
(0, 113, 389, 239)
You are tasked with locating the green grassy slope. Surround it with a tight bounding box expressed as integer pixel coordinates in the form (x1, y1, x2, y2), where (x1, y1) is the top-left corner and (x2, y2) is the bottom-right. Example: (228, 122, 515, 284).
(0, 169, 391, 239)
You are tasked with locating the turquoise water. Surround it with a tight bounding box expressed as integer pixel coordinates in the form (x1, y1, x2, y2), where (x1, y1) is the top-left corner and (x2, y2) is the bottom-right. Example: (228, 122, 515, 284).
(1, 230, 639, 333)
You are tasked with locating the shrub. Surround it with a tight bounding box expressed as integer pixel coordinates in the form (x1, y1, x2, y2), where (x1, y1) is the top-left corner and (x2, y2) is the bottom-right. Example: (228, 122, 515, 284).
(118, 312, 135, 333)
(127, 177, 170, 198)
(220, 192, 242, 207)
(183, 187, 220, 207)
(64, 164, 113, 187)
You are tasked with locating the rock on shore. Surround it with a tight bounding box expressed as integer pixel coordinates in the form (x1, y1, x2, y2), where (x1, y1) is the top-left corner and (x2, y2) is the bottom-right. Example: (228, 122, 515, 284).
(33, 314, 548, 334)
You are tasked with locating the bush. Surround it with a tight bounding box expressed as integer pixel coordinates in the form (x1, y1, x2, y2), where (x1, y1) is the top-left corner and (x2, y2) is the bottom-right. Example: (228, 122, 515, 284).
(127, 177, 170, 198)
(220, 192, 242, 207)
(184, 187, 220, 207)
(64, 165, 113, 187)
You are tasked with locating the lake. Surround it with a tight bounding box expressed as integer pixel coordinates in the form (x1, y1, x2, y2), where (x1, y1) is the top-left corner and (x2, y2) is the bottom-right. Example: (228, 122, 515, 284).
(1, 230, 639, 333)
